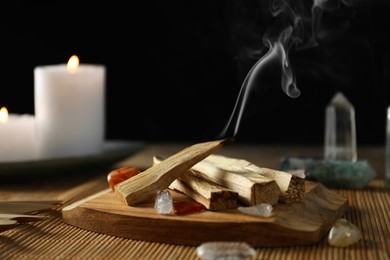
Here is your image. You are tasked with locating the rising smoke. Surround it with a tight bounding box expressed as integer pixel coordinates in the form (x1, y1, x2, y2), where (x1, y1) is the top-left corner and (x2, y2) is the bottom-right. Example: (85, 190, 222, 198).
(220, 0, 364, 139)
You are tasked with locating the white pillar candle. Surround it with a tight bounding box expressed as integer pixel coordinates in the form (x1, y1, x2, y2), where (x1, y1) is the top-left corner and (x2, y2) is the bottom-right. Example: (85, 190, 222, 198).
(34, 55, 106, 160)
(0, 107, 36, 162)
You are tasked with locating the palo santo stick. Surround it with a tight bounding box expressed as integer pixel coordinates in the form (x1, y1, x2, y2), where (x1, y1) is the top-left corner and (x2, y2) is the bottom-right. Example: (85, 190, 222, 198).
(192, 160, 280, 206)
(0, 219, 18, 232)
(153, 156, 238, 211)
(115, 138, 232, 206)
(202, 154, 305, 203)
(0, 213, 50, 222)
(0, 201, 60, 214)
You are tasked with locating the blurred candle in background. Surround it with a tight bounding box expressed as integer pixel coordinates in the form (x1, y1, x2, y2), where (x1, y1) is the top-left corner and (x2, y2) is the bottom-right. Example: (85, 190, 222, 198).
(0, 107, 36, 162)
(34, 55, 106, 160)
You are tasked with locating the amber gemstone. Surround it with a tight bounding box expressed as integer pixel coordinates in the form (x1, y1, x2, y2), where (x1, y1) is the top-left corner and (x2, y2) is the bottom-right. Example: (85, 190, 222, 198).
(107, 166, 140, 191)
(173, 201, 206, 215)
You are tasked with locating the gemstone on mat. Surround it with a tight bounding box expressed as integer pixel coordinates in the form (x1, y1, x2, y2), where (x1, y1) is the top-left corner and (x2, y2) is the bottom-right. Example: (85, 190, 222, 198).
(196, 241, 256, 260)
(324, 91, 357, 161)
(328, 218, 362, 247)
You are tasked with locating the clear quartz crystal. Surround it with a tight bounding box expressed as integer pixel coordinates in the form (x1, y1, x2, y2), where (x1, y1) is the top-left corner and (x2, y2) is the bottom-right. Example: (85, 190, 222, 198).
(324, 92, 357, 161)
(196, 242, 256, 260)
(386, 106, 390, 189)
(237, 203, 273, 217)
(154, 189, 173, 214)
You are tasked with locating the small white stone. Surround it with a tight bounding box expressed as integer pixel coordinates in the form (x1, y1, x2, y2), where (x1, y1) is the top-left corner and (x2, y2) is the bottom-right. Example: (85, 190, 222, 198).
(196, 241, 256, 260)
(237, 203, 273, 217)
(154, 189, 173, 214)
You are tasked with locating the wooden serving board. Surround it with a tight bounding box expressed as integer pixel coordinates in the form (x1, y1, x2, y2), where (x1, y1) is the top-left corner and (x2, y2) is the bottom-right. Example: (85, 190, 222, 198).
(62, 181, 347, 247)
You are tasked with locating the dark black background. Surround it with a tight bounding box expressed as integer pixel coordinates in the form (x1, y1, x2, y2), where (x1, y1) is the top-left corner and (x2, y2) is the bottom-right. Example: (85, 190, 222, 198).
(1, 1, 389, 145)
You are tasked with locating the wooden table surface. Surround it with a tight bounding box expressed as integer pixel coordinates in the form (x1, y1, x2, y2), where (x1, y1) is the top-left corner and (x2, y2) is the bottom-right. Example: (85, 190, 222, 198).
(0, 141, 389, 260)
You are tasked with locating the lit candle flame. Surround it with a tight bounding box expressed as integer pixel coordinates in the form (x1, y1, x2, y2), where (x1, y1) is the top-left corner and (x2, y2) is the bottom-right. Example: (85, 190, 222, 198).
(0, 107, 9, 124)
(67, 55, 79, 74)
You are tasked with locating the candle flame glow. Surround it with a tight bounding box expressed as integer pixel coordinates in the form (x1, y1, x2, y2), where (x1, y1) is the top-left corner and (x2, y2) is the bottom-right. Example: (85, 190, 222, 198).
(0, 107, 9, 124)
(67, 55, 79, 74)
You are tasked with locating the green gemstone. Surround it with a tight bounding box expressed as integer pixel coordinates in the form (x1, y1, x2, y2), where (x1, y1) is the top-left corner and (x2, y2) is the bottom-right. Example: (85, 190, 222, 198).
(280, 157, 377, 189)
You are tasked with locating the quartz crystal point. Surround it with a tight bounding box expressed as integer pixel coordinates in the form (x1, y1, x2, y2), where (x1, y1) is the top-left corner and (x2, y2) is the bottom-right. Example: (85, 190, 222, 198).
(237, 203, 273, 217)
(196, 241, 256, 260)
(154, 189, 173, 214)
(324, 92, 357, 161)
(328, 218, 362, 247)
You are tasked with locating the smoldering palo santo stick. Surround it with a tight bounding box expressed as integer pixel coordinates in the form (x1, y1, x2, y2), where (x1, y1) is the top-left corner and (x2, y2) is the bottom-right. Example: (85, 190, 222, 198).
(199, 154, 305, 204)
(192, 160, 281, 206)
(115, 138, 233, 206)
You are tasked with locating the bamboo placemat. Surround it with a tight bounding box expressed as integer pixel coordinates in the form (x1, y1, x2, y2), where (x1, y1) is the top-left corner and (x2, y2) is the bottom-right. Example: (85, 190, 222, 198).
(1, 176, 389, 260)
